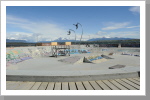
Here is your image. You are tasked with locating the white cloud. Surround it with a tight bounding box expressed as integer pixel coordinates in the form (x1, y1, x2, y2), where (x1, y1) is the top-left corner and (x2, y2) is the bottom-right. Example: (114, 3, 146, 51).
(7, 15, 140, 42)
(101, 22, 130, 30)
(66, 30, 139, 41)
(129, 6, 140, 14)
(7, 15, 68, 42)
(126, 25, 140, 28)
(70, 30, 139, 41)
(7, 15, 111, 42)
(109, 31, 140, 38)
(7, 15, 29, 23)
(96, 31, 107, 35)
(7, 32, 35, 41)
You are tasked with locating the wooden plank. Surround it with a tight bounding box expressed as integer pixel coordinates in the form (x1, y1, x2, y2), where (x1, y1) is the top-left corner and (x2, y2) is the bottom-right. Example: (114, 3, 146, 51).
(6, 81, 12, 83)
(7, 81, 24, 90)
(30, 82, 42, 90)
(127, 78, 140, 86)
(46, 82, 55, 90)
(14, 82, 30, 90)
(121, 79, 140, 90)
(6, 81, 18, 89)
(102, 80, 120, 90)
(109, 80, 128, 90)
(20, 82, 35, 90)
(133, 78, 140, 82)
(76, 82, 85, 90)
(6, 77, 140, 90)
(6, 81, 17, 87)
(54, 82, 61, 90)
(17, 82, 35, 90)
(96, 80, 111, 90)
(6, 81, 14, 85)
(38, 82, 49, 90)
(115, 79, 137, 90)
(68, 82, 77, 90)
(89, 81, 102, 90)
(62, 82, 69, 90)
(82, 81, 94, 90)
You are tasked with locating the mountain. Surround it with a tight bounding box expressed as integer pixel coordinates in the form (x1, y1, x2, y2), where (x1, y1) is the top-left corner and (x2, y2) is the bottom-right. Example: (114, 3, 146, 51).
(39, 40, 76, 43)
(87, 37, 134, 41)
(6, 39, 27, 43)
(52, 37, 76, 42)
(39, 37, 134, 42)
(38, 37, 77, 43)
(6, 37, 136, 43)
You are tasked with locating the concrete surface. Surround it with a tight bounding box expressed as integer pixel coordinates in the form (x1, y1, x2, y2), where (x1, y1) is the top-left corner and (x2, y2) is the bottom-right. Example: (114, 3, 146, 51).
(6, 46, 140, 82)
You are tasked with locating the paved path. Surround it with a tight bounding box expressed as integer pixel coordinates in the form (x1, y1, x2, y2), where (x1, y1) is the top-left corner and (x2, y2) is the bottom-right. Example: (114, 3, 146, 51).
(6, 77, 140, 90)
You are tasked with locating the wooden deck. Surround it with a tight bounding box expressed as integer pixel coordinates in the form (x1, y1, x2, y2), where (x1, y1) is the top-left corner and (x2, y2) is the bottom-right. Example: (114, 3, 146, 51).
(6, 77, 140, 90)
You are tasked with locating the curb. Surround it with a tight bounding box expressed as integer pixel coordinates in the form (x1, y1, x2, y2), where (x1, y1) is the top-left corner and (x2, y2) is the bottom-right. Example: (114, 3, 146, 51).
(6, 71, 140, 82)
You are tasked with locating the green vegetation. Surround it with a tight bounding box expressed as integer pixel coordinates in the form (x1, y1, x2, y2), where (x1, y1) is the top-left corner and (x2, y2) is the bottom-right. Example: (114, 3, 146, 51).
(6, 42, 36, 47)
(6, 39, 140, 47)
(73, 39, 140, 44)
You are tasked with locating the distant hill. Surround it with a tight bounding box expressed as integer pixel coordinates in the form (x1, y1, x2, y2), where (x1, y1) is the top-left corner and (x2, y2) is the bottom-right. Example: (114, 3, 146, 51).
(38, 37, 77, 43)
(6, 37, 137, 43)
(6, 39, 27, 43)
(39, 37, 135, 43)
(88, 37, 134, 41)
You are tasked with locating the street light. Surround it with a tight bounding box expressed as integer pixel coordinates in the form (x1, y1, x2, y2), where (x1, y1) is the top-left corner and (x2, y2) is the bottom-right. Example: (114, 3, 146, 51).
(67, 29, 76, 44)
(73, 22, 83, 46)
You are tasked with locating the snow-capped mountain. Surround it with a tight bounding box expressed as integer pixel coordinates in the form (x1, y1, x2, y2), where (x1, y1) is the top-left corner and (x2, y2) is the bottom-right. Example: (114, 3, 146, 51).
(87, 37, 134, 41)
(6, 39, 27, 43)
(6, 37, 136, 43)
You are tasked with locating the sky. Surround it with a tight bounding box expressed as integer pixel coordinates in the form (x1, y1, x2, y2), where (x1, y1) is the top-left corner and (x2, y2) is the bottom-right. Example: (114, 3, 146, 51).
(6, 6, 140, 42)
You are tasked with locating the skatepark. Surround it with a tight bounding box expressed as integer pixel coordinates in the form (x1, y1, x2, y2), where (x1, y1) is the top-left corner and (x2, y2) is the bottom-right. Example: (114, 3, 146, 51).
(6, 43, 140, 83)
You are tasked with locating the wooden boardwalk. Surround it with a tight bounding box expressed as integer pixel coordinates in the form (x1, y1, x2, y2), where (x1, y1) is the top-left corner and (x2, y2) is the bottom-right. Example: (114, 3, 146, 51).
(6, 77, 140, 90)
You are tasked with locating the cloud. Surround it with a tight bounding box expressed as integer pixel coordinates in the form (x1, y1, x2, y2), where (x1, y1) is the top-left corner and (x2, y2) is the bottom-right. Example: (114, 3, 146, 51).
(6, 15, 68, 42)
(101, 22, 130, 30)
(60, 30, 140, 41)
(109, 31, 140, 38)
(7, 15, 112, 42)
(126, 25, 140, 28)
(96, 31, 107, 35)
(7, 15, 29, 23)
(7, 15, 140, 42)
(129, 6, 140, 14)
(6, 31, 66, 42)
(7, 32, 33, 41)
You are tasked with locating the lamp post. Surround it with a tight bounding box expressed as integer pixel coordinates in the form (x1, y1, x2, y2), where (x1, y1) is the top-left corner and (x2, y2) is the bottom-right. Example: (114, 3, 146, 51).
(73, 22, 83, 46)
(67, 29, 76, 44)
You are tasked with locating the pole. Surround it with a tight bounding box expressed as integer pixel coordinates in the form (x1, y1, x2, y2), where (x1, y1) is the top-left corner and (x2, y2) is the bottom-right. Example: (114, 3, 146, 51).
(68, 29, 76, 44)
(78, 23, 83, 47)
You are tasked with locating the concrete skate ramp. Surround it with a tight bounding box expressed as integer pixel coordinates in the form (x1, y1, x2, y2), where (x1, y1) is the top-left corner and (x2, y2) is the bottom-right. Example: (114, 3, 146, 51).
(109, 64, 126, 69)
(101, 55, 113, 59)
(101, 48, 140, 52)
(6, 46, 90, 66)
(58, 56, 83, 64)
(6, 46, 140, 82)
(83, 55, 108, 63)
